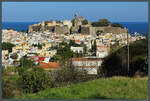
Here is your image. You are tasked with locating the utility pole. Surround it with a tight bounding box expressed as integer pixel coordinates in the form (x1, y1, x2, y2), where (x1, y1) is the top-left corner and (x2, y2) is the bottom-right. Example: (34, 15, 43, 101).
(127, 30, 130, 75)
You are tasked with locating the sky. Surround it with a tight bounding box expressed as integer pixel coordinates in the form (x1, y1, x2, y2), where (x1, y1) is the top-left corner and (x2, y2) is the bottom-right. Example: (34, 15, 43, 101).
(2, 2, 148, 22)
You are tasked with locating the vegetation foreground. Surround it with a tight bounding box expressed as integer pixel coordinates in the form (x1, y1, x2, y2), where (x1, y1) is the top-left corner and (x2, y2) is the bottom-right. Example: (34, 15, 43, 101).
(16, 76, 148, 100)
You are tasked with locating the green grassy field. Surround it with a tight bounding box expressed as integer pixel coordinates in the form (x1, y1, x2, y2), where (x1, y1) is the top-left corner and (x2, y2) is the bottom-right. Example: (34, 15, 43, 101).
(16, 76, 148, 100)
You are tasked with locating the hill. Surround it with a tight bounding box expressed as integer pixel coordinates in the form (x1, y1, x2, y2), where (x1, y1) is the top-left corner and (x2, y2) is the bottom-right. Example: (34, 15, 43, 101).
(100, 39, 148, 77)
(16, 76, 148, 100)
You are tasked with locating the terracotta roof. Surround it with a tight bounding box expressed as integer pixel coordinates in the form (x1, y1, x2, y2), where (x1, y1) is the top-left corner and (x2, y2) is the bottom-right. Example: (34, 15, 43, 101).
(74, 40, 80, 43)
(97, 46, 110, 52)
(39, 62, 59, 70)
(72, 58, 101, 61)
(81, 33, 88, 36)
(16, 40, 21, 42)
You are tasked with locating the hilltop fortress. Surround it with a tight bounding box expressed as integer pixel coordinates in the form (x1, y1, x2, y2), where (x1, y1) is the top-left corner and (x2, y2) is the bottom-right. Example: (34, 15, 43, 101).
(28, 14, 128, 35)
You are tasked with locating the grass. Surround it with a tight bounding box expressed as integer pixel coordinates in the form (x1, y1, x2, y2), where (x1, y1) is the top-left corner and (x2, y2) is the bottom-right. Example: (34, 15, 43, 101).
(15, 76, 148, 100)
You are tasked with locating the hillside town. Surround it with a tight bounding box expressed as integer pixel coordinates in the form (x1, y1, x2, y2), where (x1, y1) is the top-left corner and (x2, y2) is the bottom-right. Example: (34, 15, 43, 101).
(2, 14, 146, 75)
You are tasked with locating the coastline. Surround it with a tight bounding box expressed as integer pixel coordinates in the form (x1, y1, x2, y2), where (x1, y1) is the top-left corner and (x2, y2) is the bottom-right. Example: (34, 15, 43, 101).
(2, 22, 148, 36)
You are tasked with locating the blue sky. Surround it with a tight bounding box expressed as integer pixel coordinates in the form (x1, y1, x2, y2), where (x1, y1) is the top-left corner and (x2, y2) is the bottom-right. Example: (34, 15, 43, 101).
(2, 2, 148, 22)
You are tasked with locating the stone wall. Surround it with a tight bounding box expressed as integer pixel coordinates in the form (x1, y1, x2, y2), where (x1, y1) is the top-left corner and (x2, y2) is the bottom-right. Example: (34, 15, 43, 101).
(45, 26, 54, 32)
(71, 26, 80, 33)
(54, 25, 70, 34)
(81, 26, 128, 36)
(81, 26, 90, 34)
(103, 27, 128, 34)
(28, 25, 34, 33)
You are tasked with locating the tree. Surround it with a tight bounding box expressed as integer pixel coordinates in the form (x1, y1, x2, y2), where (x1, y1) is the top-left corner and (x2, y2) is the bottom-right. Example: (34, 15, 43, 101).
(91, 40, 97, 56)
(32, 26, 41, 32)
(50, 55, 61, 62)
(111, 23, 123, 28)
(32, 44, 42, 49)
(10, 53, 18, 60)
(21, 29, 26, 33)
(6, 28, 17, 31)
(83, 45, 87, 55)
(57, 45, 74, 59)
(69, 40, 81, 47)
(82, 19, 88, 25)
(96, 30, 103, 36)
(91, 22, 101, 27)
(20, 67, 51, 93)
(17, 58, 35, 75)
(99, 53, 124, 77)
(99, 19, 110, 26)
(19, 58, 35, 68)
(92, 19, 110, 27)
(2, 42, 15, 52)
(53, 61, 89, 87)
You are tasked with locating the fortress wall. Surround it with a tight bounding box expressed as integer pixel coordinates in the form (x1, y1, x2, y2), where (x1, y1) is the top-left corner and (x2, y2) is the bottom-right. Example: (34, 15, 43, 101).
(104, 27, 128, 34)
(90, 27, 128, 36)
(45, 26, 55, 32)
(81, 26, 90, 34)
(54, 26, 70, 34)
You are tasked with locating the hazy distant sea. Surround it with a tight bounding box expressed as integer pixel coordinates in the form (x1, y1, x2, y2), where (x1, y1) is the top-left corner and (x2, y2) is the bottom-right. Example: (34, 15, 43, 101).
(2, 22, 148, 36)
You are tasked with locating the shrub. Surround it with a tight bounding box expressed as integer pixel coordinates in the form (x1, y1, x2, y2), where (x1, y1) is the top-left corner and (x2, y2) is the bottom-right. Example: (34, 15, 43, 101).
(10, 53, 18, 59)
(17, 58, 35, 75)
(52, 62, 89, 87)
(99, 19, 110, 26)
(2, 79, 21, 99)
(99, 53, 127, 77)
(111, 23, 123, 28)
(82, 19, 88, 25)
(50, 54, 62, 62)
(20, 67, 51, 93)
(92, 19, 110, 27)
(129, 56, 148, 76)
(19, 58, 35, 68)
(2, 42, 15, 52)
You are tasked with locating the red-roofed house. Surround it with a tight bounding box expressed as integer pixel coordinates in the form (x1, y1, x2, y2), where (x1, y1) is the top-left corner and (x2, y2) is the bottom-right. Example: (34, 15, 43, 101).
(39, 62, 60, 70)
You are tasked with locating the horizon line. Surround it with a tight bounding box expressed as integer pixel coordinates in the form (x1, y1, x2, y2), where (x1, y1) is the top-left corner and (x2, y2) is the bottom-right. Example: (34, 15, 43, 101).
(2, 21, 148, 23)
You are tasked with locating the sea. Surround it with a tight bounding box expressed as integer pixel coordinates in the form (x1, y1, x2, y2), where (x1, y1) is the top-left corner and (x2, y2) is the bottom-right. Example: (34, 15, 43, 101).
(2, 22, 148, 36)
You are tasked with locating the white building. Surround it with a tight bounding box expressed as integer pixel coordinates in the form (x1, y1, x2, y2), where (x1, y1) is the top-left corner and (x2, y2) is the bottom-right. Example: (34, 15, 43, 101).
(70, 46, 84, 53)
(96, 46, 110, 58)
(72, 57, 102, 75)
(62, 20, 72, 29)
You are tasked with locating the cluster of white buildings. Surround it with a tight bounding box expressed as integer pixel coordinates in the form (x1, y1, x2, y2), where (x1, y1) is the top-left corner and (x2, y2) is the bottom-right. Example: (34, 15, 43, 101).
(2, 28, 146, 74)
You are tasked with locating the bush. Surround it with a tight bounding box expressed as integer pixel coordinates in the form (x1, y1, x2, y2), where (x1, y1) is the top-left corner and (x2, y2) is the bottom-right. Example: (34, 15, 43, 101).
(2, 42, 15, 52)
(18, 58, 35, 75)
(20, 67, 51, 93)
(10, 53, 18, 59)
(21, 29, 26, 33)
(2, 79, 21, 99)
(56, 42, 74, 60)
(111, 23, 123, 28)
(99, 19, 110, 26)
(129, 56, 148, 76)
(51, 62, 89, 87)
(50, 55, 62, 62)
(19, 58, 35, 68)
(99, 53, 127, 77)
(92, 19, 110, 27)
(82, 19, 88, 25)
